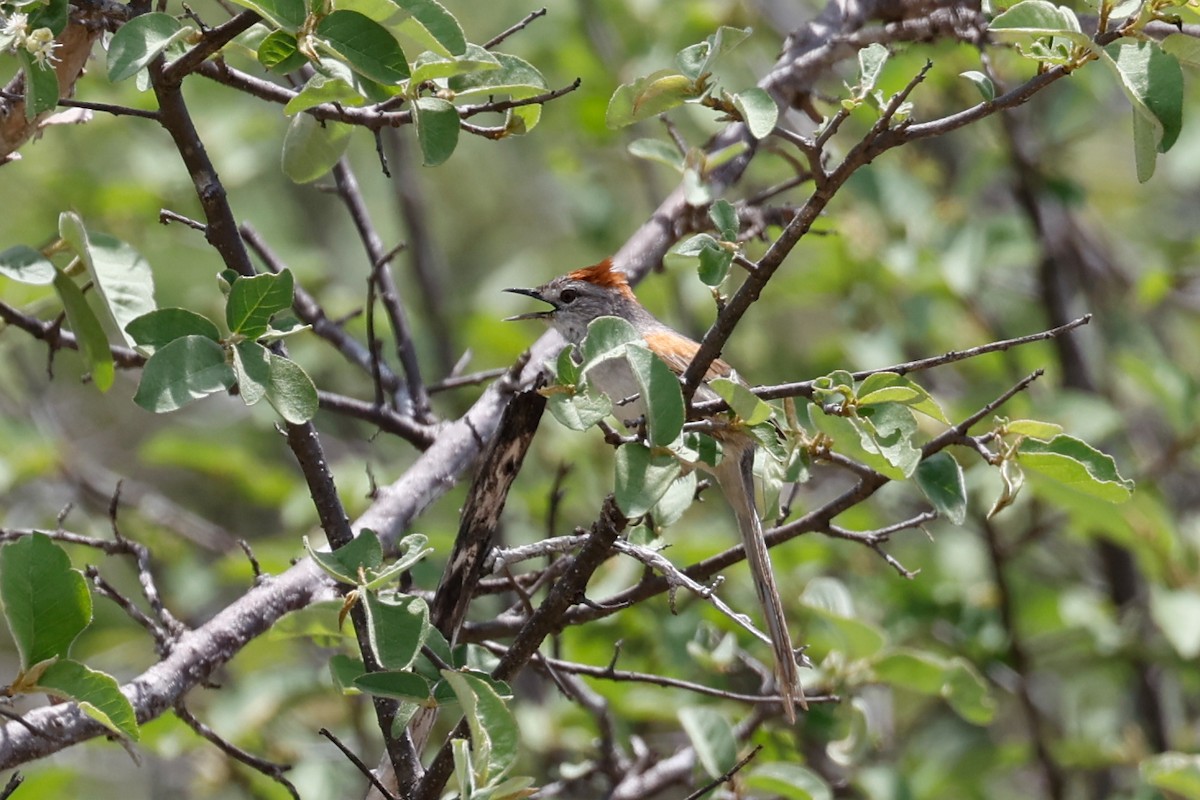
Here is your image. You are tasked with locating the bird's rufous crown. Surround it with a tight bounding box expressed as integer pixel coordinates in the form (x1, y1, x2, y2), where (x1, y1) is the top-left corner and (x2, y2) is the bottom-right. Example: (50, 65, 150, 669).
(565, 259, 636, 301)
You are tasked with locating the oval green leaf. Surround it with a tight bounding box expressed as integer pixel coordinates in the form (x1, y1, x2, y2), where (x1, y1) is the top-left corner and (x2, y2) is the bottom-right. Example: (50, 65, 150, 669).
(1017, 434, 1134, 502)
(107, 12, 191, 82)
(133, 334, 236, 413)
(413, 96, 460, 167)
(58, 213, 157, 347)
(317, 10, 409, 84)
(36, 658, 139, 740)
(0, 533, 92, 669)
(678, 707, 736, 779)
(281, 114, 353, 183)
(625, 344, 684, 446)
(615, 442, 682, 517)
(225, 268, 294, 339)
(0, 245, 55, 285)
(52, 269, 115, 392)
(732, 87, 778, 140)
(393, 0, 466, 57)
(125, 307, 221, 353)
(363, 592, 430, 670)
(915, 452, 967, 525)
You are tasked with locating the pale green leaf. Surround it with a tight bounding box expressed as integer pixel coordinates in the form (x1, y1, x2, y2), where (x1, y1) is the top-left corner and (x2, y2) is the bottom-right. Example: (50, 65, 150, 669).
(281, 114, 354, 183)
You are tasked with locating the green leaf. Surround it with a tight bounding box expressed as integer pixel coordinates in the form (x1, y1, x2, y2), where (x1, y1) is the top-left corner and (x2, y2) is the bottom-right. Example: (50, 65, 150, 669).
(625, 345, 685, 446)
(857, 43, 889, 94)
(408, 43, 499, 85)
(627, 138, 684, 171)
(227, 0, 305, 32)
(106, 13, 192, 82)
(857, 372, 948, 423)
(133, 335, 236, 413)
(1006, 419, 1063, 439)
(0, 533, 92, 669)
(353, 670, 432, 702)
(413, 96, 460, 166)
(305, 528, 383, 584)
(553, 345, 579, 385)
(668, 233, 727, 286)
(443, 670, 520, 784)
(615, 442, 681, 517)
(989, 0, 1084, 36)
(225, 269, 294, 339)
(281, 114, 354, 183)
(329, 654, 366, 693)
(284, 72, 364, 115)
(0, 245, 55, 285)
(447, 51, 545, 97)
(745, 763, 833, 800)
(262, 350, 318, 423)
(257, 30, 308, 73)
(1017, 434, 1133, 502)
(317, 10, 409, 83)
(1132, 104, 1158, 183)
(126, 308, 221, 355)
(800, 578, 886, 661)
(1101, 40, 1183, 154)
(52, 269, 115, 392)
(915, 452, 967, 525)
(959, 70, 995, 101)
(650, 471, 698, 528)
(580, 315, 641, 366)
(58, 213, 157, 347)
(547, 388, 612, 432)
(363, 592, 430, 670)
(698, 245, 733, 286)
(678, 707, 736, 779)
(362, 533, 434, 590)
(1150, 587, 1200, 659)
(855, 403, 921, 477)
(708, 199, 738, 242)
(447, 52, 548, 134)
(35, 659, 139, 740)
(732, 87, 778, 140)
(873, 648, 950, 695)
(232, 339, 270, 405)
(1160, 33, 1200, 68)
(393, 0, 466, 57)
(872, 648, 995, 724)
(606, 67, 699, 129)
(695, 25, 751, 76)
(709, 378, 772, 425)
(943, 657, 996, 724)
(1142, 753, 1200, 800)
(17, 50, 60, 121)
(27, 0, 68, 35)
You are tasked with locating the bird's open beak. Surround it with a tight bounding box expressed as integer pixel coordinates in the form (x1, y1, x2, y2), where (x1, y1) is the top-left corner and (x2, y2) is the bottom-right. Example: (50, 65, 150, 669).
(503, 287, 555, 321)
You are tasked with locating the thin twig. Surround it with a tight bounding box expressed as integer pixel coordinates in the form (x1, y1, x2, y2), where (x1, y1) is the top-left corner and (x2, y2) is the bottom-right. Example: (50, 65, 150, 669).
(175, 704, 299, 799)
(483, 7, 548, 49)
(318, 727, 400, 800)
(682, 745, 762, 800)
(0, 772, 21, 800)
(480, 641, 834, 707)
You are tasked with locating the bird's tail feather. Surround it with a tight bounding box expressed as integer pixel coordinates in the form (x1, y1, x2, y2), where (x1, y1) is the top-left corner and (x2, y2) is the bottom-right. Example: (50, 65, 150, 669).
(716, 440, 805, 722)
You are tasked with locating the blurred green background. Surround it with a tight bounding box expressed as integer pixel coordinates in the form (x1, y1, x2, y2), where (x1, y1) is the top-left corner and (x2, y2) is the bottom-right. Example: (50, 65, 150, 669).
(1, 0, 1198, 797)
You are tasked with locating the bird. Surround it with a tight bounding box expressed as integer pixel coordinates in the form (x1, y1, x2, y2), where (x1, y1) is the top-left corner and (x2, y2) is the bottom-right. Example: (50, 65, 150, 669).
(505, 258, 805, 720)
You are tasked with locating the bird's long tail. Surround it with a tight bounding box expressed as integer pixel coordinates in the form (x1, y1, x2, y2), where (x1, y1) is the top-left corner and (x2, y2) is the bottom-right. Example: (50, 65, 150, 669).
(715, 439, 805, 722)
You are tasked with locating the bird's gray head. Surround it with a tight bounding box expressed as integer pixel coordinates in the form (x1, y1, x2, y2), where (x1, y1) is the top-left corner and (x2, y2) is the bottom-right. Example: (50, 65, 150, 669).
(504, 260, 643, 344)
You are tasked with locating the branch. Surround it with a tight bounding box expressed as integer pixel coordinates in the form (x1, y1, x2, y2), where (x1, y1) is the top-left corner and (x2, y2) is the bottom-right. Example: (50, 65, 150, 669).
(461, 370, 1046, 641)
(414, 497, 628, 800)
(332, 159, 433, 422)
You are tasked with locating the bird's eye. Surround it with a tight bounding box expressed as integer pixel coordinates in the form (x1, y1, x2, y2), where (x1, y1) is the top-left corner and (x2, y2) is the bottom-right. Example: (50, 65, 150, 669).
(560, 288, 578, 304)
